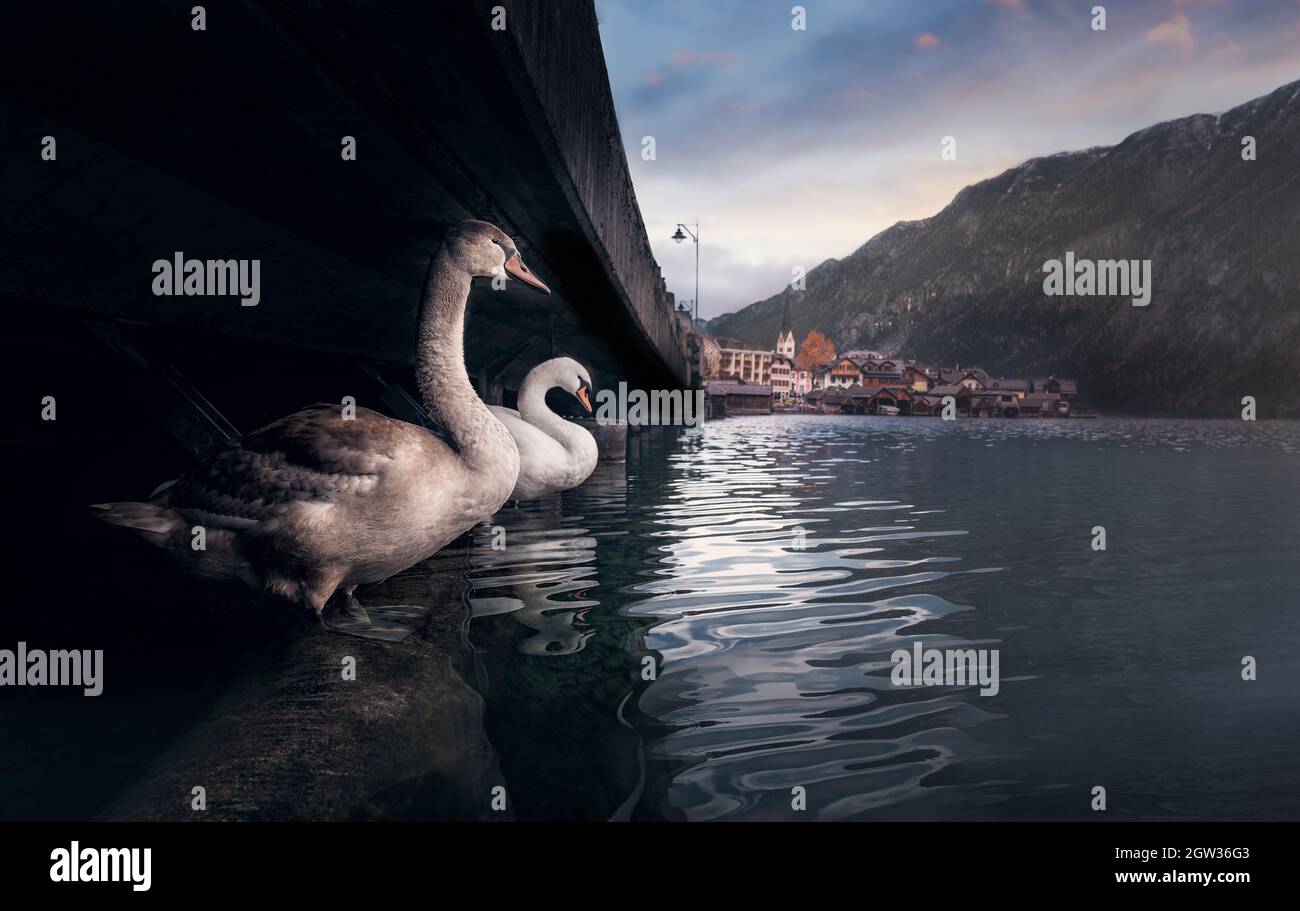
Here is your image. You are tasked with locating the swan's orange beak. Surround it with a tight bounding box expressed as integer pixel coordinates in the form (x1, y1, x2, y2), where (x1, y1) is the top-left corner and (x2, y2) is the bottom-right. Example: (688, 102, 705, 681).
(504, 252, 550, 294)
(576, 384, 593, 413)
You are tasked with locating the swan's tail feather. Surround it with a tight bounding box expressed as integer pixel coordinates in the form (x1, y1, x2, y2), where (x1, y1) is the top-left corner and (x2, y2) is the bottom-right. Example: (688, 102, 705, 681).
(148, 478, 178, 502)
(91, 501, 184, 536)
(91, 502, 252, 584)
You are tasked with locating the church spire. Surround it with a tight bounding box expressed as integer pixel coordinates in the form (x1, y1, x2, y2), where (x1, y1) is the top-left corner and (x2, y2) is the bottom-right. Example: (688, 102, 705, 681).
(775, 296, 796, 359)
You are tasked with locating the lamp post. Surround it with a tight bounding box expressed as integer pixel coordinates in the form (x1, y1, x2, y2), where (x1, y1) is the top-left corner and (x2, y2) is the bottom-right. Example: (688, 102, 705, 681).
(671, 222, 699, 325)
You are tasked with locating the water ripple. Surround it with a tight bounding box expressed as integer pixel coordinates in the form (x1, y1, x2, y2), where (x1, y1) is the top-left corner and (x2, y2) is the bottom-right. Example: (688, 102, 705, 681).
(465, 415, 1300, 820)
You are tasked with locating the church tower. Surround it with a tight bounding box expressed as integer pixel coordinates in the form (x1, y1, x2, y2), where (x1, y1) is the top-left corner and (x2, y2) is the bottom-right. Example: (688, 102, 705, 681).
(775, 297, 795, 359)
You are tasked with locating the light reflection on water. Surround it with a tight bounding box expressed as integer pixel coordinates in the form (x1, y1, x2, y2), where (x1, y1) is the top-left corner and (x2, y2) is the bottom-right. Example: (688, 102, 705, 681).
(458, 416, 1300, 820)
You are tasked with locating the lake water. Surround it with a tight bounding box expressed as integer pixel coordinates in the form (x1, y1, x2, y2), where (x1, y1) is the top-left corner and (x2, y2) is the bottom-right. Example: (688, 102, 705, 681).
(7, 413, 1300, 821)
(459, 415, 1300, 821)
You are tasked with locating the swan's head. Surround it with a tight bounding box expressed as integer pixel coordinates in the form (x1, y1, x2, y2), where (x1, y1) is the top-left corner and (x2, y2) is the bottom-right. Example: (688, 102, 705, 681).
(444, 220, 551, 293)
(546, 357, 594, 413)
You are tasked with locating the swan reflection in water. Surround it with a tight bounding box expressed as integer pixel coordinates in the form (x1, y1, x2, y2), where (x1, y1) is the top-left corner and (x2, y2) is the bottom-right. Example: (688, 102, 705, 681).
(464, 460, 629, 655)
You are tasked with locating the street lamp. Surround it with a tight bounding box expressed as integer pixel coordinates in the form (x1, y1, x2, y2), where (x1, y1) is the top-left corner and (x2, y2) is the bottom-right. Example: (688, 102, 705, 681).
(672, 222, 699, 325)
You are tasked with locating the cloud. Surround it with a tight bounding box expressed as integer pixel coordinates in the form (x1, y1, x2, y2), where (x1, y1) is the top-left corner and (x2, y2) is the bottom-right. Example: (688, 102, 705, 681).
(594, 0, 1300, 317)
(638, 48, 742, 92)
(1210, 37, 1241, 58)
(914, 32, 941, 50)
(986, 0, 1025, 10)
(670, 48, 741, 73)
(1146, 11, 1195, 51)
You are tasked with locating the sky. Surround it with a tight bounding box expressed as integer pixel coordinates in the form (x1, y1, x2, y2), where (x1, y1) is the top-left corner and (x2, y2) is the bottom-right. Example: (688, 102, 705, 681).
(594, 0, 1300, 320)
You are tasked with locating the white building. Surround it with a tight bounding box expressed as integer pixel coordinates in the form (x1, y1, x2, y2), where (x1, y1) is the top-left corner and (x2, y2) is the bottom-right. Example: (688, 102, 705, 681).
(718, 347, 773, 385)
(771, 354, 794, 396)
(792, 367, 813, 396)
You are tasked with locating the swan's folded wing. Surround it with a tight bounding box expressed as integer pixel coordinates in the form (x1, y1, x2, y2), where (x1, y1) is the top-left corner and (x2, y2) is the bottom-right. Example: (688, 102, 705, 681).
(166, 404, 399, 525)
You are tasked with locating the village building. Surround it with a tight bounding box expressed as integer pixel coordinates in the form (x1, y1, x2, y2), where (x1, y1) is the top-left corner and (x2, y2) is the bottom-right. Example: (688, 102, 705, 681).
(986, 377, 1027, 398)
(775, 299, 796, 360)
(861, 359, 903, 386)
(812, 363, 832, 390)
(770, 354, 795, 397)
(901, 365, 932, 393)
(1031, 376, 1078, 401)
(857, 385, 912, 415)
(828, 356, 865, 388)
(705, 379, 774, 418)
(927, 383, 972, 415)
(769, 300, 800, 400)
(911, 394, 944, 416)
(927, 367, 966, 386)
(804, 387, 840, 413)
(1022, 394, 1070, 416)
(970, 389, 1021, 417)
(696, 316, 1081, 419)
(806, 383, 914, 415)
(717, 345, 773, 385)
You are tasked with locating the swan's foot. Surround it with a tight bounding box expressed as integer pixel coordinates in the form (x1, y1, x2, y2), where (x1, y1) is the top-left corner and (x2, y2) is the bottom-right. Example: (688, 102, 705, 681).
(318, 592, 423, 643)
(342, 590, 370, 623)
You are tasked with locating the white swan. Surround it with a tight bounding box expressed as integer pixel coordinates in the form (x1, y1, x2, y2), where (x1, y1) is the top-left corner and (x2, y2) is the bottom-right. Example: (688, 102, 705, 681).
(489, 357, 599, 501)
(93, 220, 550, 622)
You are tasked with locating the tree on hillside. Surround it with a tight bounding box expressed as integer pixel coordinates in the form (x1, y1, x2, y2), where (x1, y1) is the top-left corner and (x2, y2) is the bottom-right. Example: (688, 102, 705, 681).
(796, 331, 835, 369)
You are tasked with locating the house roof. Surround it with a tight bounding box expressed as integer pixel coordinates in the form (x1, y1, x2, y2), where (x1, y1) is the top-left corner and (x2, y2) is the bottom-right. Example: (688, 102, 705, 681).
(988, 377, 1027, 390)
(1020, 394, 1059, 408)
(930, 368, 966, 384)
(1033, 377, 1078, 393)
(929, 384, 969, 396)
(705, 380, 771, 396)
(854, 385, 913, 400)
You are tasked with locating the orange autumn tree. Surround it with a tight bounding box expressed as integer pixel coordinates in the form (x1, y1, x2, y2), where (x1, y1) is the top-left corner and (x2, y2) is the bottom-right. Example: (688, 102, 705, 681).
(795, 331, 835, 370)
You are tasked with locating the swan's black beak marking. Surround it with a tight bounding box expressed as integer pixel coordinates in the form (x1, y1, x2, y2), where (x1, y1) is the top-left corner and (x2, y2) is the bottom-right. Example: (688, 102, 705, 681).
(576, 382, 593, 413)
(504, 252, 551, 294)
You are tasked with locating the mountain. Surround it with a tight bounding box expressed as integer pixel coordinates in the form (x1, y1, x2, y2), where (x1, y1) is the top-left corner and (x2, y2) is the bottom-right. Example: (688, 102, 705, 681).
(705, 80, 1300, 414)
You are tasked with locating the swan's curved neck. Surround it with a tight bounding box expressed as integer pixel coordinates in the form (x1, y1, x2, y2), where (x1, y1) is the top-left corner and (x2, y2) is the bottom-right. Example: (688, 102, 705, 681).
(518, 368, 588, 452)
(414, 248, 509, 466)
